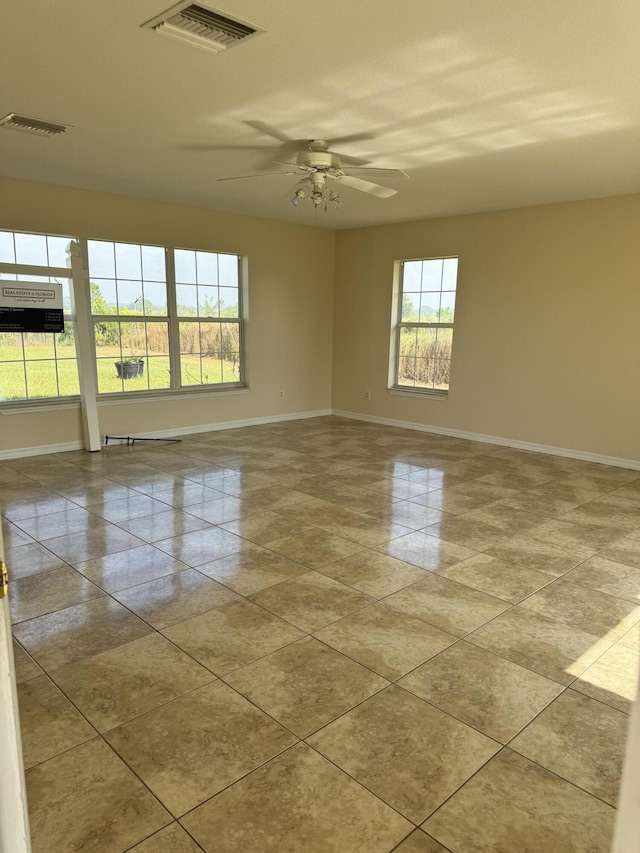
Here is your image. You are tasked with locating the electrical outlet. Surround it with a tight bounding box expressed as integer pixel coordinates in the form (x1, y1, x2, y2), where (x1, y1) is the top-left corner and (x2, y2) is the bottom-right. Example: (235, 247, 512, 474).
(365, 390, 371, 400)
(279, 389, 285, 399)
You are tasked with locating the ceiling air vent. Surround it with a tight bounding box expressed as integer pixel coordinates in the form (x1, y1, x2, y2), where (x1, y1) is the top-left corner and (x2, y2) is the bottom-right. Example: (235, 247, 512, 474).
(143, 2, 263, 54)
(0, 114, 71, 137)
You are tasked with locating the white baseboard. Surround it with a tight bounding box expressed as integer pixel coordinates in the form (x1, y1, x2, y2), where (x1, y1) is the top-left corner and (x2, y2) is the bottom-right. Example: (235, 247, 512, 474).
(102, 409, 333, 444)
(3, 407, 638, 471)
(0, 409, 333, 459)
(332, 409, 640, 471)
(0, 440, 85, 461)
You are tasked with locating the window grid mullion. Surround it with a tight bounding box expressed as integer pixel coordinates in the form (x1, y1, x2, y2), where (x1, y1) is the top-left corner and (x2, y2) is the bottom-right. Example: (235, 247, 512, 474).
(166, 248, 181, 391)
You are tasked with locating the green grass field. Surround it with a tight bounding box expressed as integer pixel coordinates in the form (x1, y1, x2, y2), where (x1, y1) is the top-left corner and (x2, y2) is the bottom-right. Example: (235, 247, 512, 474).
(0, 342, 239, 400)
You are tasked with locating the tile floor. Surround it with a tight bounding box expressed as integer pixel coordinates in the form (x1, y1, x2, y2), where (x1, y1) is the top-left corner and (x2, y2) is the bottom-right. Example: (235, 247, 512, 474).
(2, 416, 640, 852)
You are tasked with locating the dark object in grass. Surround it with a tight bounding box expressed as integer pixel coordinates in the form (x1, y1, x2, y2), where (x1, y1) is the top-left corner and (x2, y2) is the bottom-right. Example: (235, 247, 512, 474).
(115, 359, 144, 379)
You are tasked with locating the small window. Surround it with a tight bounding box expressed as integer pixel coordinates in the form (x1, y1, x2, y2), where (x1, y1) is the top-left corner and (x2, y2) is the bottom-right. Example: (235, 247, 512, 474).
(392, 257, 458, 395)
(0, 230, 79, 402)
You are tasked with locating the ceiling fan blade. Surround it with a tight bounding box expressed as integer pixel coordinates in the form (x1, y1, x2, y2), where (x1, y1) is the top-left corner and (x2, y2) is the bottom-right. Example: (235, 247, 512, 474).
(334, 152, 373, 167)
(217, 172, 299, 182)
(328, 132, 375, 146)
(183, 144, 274, 152)
(272, 160, 300, 168)
(334, 174, 397, 198)
(242, 123, 375, 160)
(242, 120, 295, 144)
(345, 167, 410, 179)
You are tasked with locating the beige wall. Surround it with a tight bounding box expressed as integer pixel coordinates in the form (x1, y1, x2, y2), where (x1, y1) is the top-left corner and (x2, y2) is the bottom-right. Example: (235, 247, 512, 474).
(0, 178, 335, 454)
(2, 181, 638, 463)
(332, 195, 640, 462)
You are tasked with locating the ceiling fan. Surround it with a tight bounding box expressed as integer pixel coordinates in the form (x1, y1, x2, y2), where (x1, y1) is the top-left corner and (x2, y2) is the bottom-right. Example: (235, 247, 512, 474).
(217, 138, 409, 210)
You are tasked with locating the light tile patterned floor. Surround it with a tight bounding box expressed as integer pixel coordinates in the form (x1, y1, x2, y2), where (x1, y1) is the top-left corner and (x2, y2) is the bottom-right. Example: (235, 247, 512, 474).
(2, 416, 640, 852)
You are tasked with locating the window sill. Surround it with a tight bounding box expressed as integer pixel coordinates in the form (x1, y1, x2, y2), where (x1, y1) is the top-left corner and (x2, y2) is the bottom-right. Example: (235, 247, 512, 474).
(388, 386, 448, 401)
(0, 398, 81, 415)
(96, 386, 249, 406)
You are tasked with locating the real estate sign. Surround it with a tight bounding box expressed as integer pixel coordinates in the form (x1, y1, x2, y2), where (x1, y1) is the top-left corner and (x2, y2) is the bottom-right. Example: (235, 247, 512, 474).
(0, 281, 64, 332)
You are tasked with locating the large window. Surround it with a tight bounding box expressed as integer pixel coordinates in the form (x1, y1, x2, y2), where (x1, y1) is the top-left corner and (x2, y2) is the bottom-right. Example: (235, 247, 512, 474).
(0, 229, 244, 404)
(392, 257, 458, 394)
(0, 230, 79, 402)
(88, 240, 243, 395)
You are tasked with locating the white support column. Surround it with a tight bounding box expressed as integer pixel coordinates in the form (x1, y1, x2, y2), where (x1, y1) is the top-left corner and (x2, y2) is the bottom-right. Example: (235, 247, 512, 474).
(613, 667, 640, 853)
(68, 241, 101, 452)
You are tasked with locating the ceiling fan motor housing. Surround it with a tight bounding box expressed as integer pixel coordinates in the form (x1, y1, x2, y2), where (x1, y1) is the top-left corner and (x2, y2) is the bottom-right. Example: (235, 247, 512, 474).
(297, 141, 341, 172)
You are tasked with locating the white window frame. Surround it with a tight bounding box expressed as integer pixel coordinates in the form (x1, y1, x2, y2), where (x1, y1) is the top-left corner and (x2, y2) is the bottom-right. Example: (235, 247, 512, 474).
(87, 241, 245, 399)
(389, 256, 458, 399)
(0, 233, 80, 406)
(0, 229, 247, 410)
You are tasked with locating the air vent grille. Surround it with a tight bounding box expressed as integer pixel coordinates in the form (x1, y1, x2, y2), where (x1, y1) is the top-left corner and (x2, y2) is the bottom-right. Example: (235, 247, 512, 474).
(0, 114, 70, 136)
(144, 3, 262, 53)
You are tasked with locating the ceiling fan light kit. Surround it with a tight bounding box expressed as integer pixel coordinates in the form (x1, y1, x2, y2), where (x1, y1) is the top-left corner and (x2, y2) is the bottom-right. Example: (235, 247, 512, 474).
(217, 138, 408, 212)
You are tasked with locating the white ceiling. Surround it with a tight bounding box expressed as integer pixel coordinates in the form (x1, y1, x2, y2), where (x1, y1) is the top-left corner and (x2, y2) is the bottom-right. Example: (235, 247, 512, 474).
(1, 0, 639, 229)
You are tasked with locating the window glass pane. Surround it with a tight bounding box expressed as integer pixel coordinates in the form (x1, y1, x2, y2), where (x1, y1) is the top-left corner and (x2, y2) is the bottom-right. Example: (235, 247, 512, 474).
(181, 351, 202, 386)
(197, 286, 218, 317)
(219, 322, 239, 375)
(0, 333, 24, 361)
(220, 353, 239, 383)
(0, 231, 15, 263)
(219, 287, 239, 317)
(56, 357, 80, 396)
(119, 322, 146, 357)
(399, 326, 418, 359)
(175, 249, 197, 283)
(200, 323, 221, 356)
(147, 357, 171, 390)
(24, 334, 55, 360)
(15, 233, 48, 266)
(218, 253, 238, 287)
(200, 354, 222, 385)
(403, 261, 422, 291)
(196, 251, 218, 285)
(47, 237, 71, 268)
(141, 246, 166, 281)
(25, 360, 58, 398)
(180, 322, 200, 354)
(115, 243, 142, 280)
(416, 327, 438, 355)
(419, 293, 440, 322)
(401, 292, 419, 322)
(0, 361, 27, 400)
(397, 356, 416, 387)
(143, 281, 167, 315)
(88, 241, 115, 278)
(147, 323, 169, 356)
(439, 291, 456, 322)
(94, 317, 121, 352)
(421, 259, 443, 289)
(91, 279, 117, 313)
(442, 258, 458, 290)
(117, 280, 144, 314)
(176, 284, 198, 316)
(96, 358, 123, 394)
(414, 357, 433, 388)
(436, 327, 453, 361)
(61, 280, 73, 313)
(433, 359, 451, 390)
